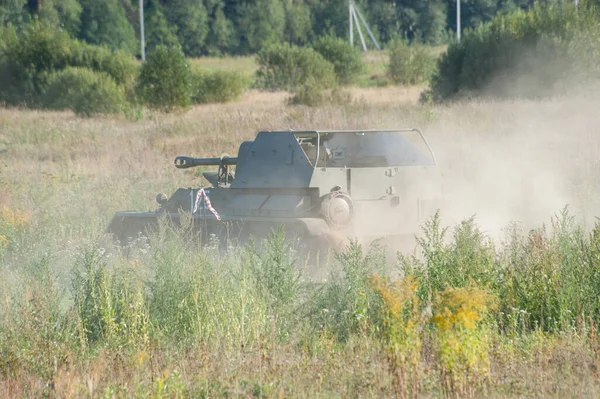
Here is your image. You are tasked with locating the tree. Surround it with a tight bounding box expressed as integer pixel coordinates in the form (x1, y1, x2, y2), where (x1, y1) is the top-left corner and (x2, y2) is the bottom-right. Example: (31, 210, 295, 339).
(311, 0, 349, 39)
(79, 0, 138, 54)
(233, 0, 285, 54)
(204, 1, 233, 54)
(26, 0, 82, 35)
(389, 0, 448, 44)
(369, 0, 401, 44)
(0, 0, 28, 28)
(137, 44, 193, 112)
(165, 0, 209, 57)
(144, 0, 179, 52)
(284, 0, 312, 45)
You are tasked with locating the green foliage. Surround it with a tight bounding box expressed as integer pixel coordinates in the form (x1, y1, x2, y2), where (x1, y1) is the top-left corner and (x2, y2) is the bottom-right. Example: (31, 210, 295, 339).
(387, 39, 437, 85)
(312, 36, 365, 85)
(0, 0, 28, 28)
(233, 0, 286, 54)
(0, 22, 137, 108)
(4, 186, 600, 395)
(426, 2, 600, 101)
(0, 21, 73, 106)
(137, 45, 193, 112)
(166, 0, 209, 57)
(0, 24, 17, 55)
(246, 227, 302, 324)
(78, 0, 138, 55)
(41, 67, 128, 117)
(284, 0, 313, 45)
(0, 255, 76, 389)
(204, 1, 234, 55)
(191, 69, 248, 104)
(71, 244, 148, 347)
(288, 80, 352, 107)
(31, 0, 83, 36)
(287, 78, 327, 106)
(310, 241, 386, 341)
(70, 41, 139, 90)
(493, 209, 600, 333)
(255, 43, 337, 91)
(144, 0, 180, 52)
(0, 0, 561, 64)
(0, 0, 559, 60)
(400, 207, 600, 335)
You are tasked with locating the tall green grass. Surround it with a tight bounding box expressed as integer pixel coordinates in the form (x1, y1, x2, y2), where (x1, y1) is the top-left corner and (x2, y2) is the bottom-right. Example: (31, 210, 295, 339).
(2, 205, 600, 396)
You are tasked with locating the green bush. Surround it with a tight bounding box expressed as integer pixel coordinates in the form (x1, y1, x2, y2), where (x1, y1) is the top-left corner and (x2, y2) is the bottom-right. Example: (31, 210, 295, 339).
(0, 22, 73, 106)
(191, 70, 248, 104)
(70, 41, 139, 91)
(254, 43, 337, 91)
(41, 67, 128, 117)
(0, 22, 138, 108)
(288, 79, 352, 107)
(312, 36, 365, 85)
(387, 39, 437, 86)
(425, 2, 600, 102)
(287, 78, 326, 106)
(137, 45, 193, 112)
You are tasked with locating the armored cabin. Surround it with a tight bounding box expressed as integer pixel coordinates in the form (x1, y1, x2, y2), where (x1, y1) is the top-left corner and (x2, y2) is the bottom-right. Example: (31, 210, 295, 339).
(107, 129, 443, 247)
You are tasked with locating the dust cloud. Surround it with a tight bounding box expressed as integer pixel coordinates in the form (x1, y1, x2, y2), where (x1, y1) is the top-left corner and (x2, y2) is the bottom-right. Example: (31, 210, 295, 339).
(336, 88, 600, 256)
(421, 94, 600, 242)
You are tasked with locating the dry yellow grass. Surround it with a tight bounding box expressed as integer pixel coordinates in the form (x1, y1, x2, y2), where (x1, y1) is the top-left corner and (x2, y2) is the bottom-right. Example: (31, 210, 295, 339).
(190, 55, 258, 76)
(188, 50, 396, 84)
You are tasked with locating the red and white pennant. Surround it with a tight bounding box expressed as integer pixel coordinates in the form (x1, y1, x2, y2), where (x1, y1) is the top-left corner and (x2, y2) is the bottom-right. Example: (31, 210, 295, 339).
(192, 188, 221, 221)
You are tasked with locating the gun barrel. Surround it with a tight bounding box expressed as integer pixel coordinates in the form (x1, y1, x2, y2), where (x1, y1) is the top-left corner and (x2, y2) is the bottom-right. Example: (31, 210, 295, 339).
(174, 156, 238, 169)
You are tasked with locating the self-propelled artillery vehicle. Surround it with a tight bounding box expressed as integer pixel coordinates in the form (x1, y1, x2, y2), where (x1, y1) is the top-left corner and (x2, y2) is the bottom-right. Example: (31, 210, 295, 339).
(106, 129, 444, 252)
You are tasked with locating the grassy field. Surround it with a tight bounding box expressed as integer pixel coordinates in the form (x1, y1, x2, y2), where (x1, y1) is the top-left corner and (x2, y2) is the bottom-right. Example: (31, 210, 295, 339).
(189, 48, 434, 87)
(2, 85, 600, 398)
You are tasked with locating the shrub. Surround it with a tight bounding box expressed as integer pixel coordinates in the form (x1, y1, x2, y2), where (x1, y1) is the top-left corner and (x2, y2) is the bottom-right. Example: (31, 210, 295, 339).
(287, 78, 327, 106)
(254, 43, 337, 91)
(310, 241, 386, 341)
(137, 45, 193, 112)
(0, 22, 138, 108)
(387, 39, 437, 86)
(42, 67, 128, 117)
(425, 2, 600, 102)
(71, 244, 149, 347)
(288, 80, 352, 107)
(312, 36, 365, 85)
(70, 41, 139, 92)
(0, 22, 73, 106)
(191, 70, 248, 104)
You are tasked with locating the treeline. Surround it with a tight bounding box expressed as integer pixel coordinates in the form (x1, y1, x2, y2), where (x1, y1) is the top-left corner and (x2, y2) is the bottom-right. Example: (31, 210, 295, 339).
(2, 0, 540, 57)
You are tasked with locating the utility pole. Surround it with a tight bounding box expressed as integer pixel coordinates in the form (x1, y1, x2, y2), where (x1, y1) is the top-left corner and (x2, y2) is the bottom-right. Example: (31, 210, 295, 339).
(349, 1, 353, 47)
(140, 0, 146, 61)
(348, 0, 381, 52)
(456, 0, 461, 43)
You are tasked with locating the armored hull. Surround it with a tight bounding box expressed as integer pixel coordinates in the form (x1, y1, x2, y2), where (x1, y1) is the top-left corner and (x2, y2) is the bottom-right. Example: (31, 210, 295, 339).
(106, 129, 445, 252)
